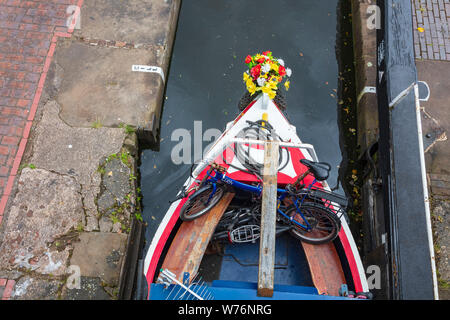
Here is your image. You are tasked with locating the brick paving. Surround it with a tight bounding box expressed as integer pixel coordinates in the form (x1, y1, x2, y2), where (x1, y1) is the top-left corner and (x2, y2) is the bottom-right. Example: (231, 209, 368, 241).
(0, 0, 83, 299)
(0, 278, 14, 300)
(412, 0, 450, 60)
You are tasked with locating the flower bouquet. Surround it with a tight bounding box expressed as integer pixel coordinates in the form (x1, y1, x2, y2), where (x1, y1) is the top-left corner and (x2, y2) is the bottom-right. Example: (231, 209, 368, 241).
(243, 51, 292, 100)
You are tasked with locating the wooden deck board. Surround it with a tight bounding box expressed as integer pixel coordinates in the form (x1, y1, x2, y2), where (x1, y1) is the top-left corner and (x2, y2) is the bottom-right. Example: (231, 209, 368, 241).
(258, 141, 279, 297)
(160, 192, 235, 283)
(301, 241, 346, 296)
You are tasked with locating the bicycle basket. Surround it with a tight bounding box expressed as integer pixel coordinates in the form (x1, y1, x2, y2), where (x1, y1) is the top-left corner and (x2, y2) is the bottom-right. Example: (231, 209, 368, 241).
(229, 225, 260, 243)
(305, 186, 349, 220)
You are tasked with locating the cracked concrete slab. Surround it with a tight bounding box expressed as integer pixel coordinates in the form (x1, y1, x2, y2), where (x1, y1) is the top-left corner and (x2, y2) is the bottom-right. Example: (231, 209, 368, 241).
(11, 277, 61, 300)
(97, 156, 135, 233)
(0, 168, 84, 275)
(29, 100, 127, 231)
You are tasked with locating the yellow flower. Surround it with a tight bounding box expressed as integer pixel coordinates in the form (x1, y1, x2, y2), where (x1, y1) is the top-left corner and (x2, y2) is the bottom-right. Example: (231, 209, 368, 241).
(268, 80, 278, 90)
(246, 79, 257, 95)
(243, 72, 249, 82)
(261, 85, 269, 93)
(271, 63, 279, 73)
(268, 90, 276, 99)
(261, 85, 276, 99)
(284, 80, 290, 90)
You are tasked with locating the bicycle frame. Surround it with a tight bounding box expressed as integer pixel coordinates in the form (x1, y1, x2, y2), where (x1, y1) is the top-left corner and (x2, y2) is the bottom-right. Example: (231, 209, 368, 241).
(203, 168, 318, 231)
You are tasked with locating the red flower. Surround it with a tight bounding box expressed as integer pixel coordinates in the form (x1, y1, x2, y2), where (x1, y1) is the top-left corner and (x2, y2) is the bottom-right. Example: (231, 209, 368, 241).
(257, 57, 265, 63)
(250, 64, 261, 79)
(262, 51, 271, 56)
(278, 65, 286, 77)
(245, 55, 252, 64)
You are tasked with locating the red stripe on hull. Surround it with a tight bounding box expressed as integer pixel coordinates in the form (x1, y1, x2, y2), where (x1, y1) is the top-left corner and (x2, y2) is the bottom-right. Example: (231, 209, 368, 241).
(338, 229, 363, 293)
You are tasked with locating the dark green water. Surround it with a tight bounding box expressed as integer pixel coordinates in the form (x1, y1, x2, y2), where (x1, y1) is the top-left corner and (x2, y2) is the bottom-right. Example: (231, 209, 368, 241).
(140, 0, 349, 253)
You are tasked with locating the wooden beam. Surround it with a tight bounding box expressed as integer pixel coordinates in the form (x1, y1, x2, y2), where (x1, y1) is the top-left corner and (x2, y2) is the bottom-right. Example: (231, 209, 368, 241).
(301, 242, 347, 296)
(257, 141, 279, 297)
(160, 192, 235, 283)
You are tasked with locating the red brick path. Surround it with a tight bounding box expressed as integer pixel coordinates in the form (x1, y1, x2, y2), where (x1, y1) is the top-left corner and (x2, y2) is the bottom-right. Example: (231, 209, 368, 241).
(0, 0, 83, 299)
(0, 278, 14, 300)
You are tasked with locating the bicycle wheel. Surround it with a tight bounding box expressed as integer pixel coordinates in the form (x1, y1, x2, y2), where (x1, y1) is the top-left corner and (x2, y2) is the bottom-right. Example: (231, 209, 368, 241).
(179, 184, 225, 221)
(286, 202, 341, 244)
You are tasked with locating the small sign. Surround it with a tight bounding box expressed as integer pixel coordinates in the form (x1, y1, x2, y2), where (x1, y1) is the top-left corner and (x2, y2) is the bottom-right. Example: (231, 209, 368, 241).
(131, 65, 165, 83)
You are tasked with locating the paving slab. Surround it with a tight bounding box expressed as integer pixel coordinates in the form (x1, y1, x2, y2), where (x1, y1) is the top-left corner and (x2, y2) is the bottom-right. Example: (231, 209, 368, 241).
(69, 232, 128, 286)
(97, 156, 135, 233)
(0, 168, 84, 275)
(11, 276, 61, 300)
(49, 41, 163, 130)
(416, 60, 450, 175)
(29, 99, 127, 231)
(75, 0, 179, 46)
(63, 276, 111, 300)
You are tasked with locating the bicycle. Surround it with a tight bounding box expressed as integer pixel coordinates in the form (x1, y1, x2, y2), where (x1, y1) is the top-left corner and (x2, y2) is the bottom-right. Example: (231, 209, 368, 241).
(178, 158, 348, 244)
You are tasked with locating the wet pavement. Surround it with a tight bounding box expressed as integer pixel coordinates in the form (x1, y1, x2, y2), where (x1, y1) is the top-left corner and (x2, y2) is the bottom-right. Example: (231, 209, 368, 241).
(140, 0, 348, 254)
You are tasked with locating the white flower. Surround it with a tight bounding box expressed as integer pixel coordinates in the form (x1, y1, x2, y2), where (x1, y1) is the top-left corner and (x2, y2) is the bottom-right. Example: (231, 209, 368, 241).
(257, 77, 266, 86)
(261, 63, 271, 73)
(286, 67, 292, 77)
(278, 59, 285, 66)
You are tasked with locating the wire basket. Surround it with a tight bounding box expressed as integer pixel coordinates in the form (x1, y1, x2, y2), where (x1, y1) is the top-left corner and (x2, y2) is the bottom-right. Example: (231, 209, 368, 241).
(303, 186, 350, 220)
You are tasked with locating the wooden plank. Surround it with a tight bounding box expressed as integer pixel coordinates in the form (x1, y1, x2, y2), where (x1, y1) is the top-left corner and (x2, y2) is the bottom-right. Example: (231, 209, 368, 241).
(160, 192, 234, 283)
(257, 141, 279, 297)
(301, 241, 347, 296)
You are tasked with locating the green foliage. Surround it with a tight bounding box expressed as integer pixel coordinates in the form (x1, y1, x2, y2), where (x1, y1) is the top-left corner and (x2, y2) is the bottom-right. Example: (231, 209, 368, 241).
(120, 151, 130, 166)
(76, 223, 84, 232)
(119, 123, 135, 134)
(97, 166, 106, 175)
(19, 163, 36, 170)
(135, 212, 143, 222)
(92, 120, 103, 129)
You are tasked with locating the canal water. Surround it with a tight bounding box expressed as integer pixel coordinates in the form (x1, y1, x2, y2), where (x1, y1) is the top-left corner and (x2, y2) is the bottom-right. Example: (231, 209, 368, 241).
(139, 0, 354, 287)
